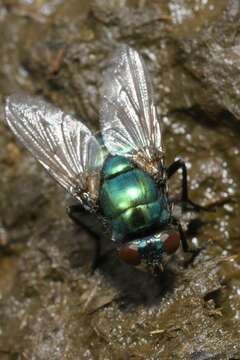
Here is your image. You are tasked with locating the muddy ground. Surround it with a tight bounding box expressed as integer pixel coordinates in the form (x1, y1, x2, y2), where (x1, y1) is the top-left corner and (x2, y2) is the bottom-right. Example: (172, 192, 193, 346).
(0, 0, 240, 359)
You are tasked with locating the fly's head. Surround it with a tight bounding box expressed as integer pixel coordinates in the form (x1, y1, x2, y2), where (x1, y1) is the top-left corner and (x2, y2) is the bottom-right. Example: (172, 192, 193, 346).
(118, 228, 180, 275)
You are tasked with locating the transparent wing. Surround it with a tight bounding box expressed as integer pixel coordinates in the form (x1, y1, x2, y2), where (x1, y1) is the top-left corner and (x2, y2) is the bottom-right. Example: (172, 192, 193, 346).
(5, 94, 104, 209)
(100, 45, 163, 178)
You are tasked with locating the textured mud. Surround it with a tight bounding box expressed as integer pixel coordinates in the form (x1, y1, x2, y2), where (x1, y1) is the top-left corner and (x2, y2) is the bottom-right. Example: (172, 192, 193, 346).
(0, 1, 240, 359)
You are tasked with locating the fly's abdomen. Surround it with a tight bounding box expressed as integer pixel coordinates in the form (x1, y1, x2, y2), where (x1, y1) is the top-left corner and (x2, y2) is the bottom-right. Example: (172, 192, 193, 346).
(100, 156, 170, 240)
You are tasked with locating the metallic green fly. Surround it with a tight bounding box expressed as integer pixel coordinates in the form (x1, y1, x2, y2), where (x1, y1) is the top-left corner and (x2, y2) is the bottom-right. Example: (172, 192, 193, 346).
(4, 45, 205, 275)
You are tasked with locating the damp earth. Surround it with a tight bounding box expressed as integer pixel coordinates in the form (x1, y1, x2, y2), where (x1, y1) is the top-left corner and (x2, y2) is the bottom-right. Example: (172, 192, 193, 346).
(0, 1, 240, 359)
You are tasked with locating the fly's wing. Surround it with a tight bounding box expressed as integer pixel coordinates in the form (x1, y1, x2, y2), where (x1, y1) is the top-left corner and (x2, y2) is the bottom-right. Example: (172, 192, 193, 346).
(100, 45, 164, 180)
(5, 94, 104, 211)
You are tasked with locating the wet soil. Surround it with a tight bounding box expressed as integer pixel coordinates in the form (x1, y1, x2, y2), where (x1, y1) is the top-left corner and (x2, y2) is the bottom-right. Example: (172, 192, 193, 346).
(0, 0, 240, 359)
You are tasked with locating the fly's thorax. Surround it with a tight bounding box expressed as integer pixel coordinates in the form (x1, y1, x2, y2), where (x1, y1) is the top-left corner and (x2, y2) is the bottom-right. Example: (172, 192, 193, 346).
(99, 155, 171, 240)
(118, 229, 180, 275)
(100, 156, 158, 220)
(111, 199, 170, 241)
(101, 155, 135, 179)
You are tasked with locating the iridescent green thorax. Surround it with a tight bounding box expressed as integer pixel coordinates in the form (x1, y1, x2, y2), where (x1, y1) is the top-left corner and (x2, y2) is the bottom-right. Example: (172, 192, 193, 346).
(100, 156, 170, 240)
(102, 156, 134, 179)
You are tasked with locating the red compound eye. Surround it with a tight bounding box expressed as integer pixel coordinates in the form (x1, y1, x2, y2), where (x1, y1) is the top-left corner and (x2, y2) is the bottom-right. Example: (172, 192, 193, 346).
(118, 244, 141, 266)
(163, 232, 180, 254)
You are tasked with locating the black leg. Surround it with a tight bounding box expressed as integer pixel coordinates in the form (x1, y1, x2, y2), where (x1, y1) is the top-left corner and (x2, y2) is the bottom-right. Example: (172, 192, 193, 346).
(166, 159, 208, 212)
(172, 217, 190, 252)
(67, 204, 102, 272)
(176, 220, 203, 263)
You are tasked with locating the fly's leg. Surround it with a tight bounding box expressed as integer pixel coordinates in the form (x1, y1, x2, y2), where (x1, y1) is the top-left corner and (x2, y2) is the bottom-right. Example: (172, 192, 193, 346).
(172, 218, 190, 253)
(67, 204, 102, 273)
(176, 219, 203, 262)
(166, 159, 209, 212)
(176, 220, 202, 266)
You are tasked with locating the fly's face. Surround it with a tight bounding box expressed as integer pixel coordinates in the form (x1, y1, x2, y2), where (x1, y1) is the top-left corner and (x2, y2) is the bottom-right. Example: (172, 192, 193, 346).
(118, 230, 180, 275)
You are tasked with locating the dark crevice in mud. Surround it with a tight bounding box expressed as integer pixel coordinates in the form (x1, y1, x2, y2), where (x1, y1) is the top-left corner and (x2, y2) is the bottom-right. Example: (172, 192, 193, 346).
(203, 288, 222, 306)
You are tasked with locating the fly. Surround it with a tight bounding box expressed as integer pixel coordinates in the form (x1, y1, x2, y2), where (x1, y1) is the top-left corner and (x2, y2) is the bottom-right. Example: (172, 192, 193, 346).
(4, 45, 207, 275)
